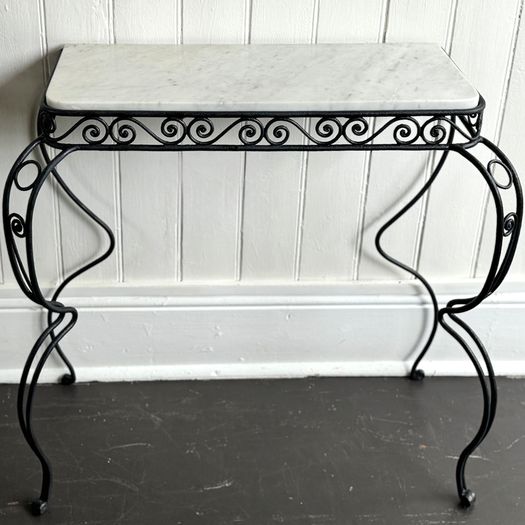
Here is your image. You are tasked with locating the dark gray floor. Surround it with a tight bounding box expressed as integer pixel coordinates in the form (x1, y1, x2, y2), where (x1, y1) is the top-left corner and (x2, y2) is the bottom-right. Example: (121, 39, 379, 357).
(1, 378, 524, 524)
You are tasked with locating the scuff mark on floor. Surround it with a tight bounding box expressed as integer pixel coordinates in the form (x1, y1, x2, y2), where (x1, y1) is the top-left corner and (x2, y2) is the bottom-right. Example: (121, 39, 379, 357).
(202, 478, 234, 491)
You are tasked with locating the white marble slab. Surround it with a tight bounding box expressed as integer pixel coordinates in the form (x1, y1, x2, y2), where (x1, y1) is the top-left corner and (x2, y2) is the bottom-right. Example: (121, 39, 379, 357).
(46, 43, 479, 112)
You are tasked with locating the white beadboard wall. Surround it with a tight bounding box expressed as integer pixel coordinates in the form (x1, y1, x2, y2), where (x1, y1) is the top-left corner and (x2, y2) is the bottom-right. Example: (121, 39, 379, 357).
(1, 0, 525, 382)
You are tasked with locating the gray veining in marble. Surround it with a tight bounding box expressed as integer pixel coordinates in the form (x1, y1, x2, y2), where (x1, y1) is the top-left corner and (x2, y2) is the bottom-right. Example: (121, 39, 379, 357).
(46, 43, 480, 112)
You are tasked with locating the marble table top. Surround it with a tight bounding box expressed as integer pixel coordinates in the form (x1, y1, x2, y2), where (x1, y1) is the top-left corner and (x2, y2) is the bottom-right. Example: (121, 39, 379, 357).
(46, 43, 479, 113)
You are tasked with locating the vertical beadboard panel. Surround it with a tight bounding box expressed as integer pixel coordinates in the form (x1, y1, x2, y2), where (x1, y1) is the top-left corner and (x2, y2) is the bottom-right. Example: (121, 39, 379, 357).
(242, 0, 315, 280)
(183, 0, 246, 41)
(114, 0, 180, 283)
(182, 152, 245, 280)
(387, 0, 454, 42)
(181, 0, 246, 281)
(250, 0, 315, 42)
(44, 0, 118, 284)
(476, 0, 525, 280)
(44, 1, 110, 67)
(358, 0, 454, 280)
(2, 0, 525, 292)
(0, 1, 59, 286)
(316, 0, 384, 43)
(114, 0, 178, 42)
(300, 0, 383, 280)
(419, 0, 520, 279)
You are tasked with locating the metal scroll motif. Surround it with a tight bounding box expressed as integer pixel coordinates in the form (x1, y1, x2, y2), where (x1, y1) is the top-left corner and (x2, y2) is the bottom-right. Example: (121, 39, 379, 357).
(503, 212, 517, 237)
(486, 157, 520, 238)
(9, 158, 45, 237)
(8, 159, 43, 245)
(39, 108, 483, 150)
(4, 145, 44, 298)
(488, 160, 515, 241)
(9, 212, 27, 238)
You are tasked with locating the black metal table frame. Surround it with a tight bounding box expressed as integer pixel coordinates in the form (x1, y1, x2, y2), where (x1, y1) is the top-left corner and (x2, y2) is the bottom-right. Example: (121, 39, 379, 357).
(3, 94, 523, 515)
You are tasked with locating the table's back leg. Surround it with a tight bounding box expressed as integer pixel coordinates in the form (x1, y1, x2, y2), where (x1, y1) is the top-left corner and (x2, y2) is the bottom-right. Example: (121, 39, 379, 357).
(438, 141, 522, 508)
(38, 143, 116, 386)
(375, 149, 450, 380)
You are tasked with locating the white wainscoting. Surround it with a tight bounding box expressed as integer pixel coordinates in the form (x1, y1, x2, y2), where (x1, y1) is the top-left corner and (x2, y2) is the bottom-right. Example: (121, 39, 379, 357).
(1, 1, 524, 380)
(0, 281, 524, 383)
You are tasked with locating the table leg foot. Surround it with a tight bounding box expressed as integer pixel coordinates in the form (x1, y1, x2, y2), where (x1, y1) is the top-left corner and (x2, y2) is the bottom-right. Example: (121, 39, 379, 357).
(30, 499, 48, 516)
(409, 369, 425, 381)
(459, 489, 476, 508)
(54, 348, 76, 385)
(60, 373, 75, 386)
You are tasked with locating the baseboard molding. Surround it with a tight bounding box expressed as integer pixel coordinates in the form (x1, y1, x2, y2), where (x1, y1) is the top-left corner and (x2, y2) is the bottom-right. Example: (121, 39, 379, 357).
(1, 280, 524, 383)
(3, 360, 525, 385)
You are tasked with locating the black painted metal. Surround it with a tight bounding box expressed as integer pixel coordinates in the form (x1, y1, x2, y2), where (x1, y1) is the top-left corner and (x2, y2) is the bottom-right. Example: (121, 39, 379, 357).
(37, 97, 484, 151)
(375, 123, 457, 381)
(37, 138, 116, 386)
(3, 93, 522, 515)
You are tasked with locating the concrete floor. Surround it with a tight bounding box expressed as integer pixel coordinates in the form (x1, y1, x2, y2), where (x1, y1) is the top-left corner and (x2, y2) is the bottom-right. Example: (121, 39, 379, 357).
(0, 377, 524, 524)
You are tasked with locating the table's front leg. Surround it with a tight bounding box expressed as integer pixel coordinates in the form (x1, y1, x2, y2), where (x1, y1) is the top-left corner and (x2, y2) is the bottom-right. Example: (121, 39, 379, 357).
(439, 138, 522, 508)
(374, 137, 522, 507)
(3, 140, 115, 515)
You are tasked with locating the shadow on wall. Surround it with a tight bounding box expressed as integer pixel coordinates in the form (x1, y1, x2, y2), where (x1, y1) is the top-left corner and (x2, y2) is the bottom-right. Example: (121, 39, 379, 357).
(0, 58, 46, 148)
(0, 58, 48, 286)
(359, 151, 430, 279)
(357, 153, 440, 366)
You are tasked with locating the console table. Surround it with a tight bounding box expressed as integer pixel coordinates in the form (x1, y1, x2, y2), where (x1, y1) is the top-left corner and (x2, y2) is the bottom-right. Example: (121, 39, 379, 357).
(3, 43, 522, 516)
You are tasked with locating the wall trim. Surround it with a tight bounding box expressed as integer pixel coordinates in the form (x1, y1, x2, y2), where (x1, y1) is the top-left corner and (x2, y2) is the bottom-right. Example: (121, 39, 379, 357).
(3, 360, 525, 385)
(1, 280, 524, 383)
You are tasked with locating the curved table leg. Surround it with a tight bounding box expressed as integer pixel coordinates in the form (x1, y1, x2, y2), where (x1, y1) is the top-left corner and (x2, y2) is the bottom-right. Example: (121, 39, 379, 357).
(375, 150, 450, 380)
(38, 143, 116, 385)
(3, 140, 115, 515)
(438, 139, 522, 507)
